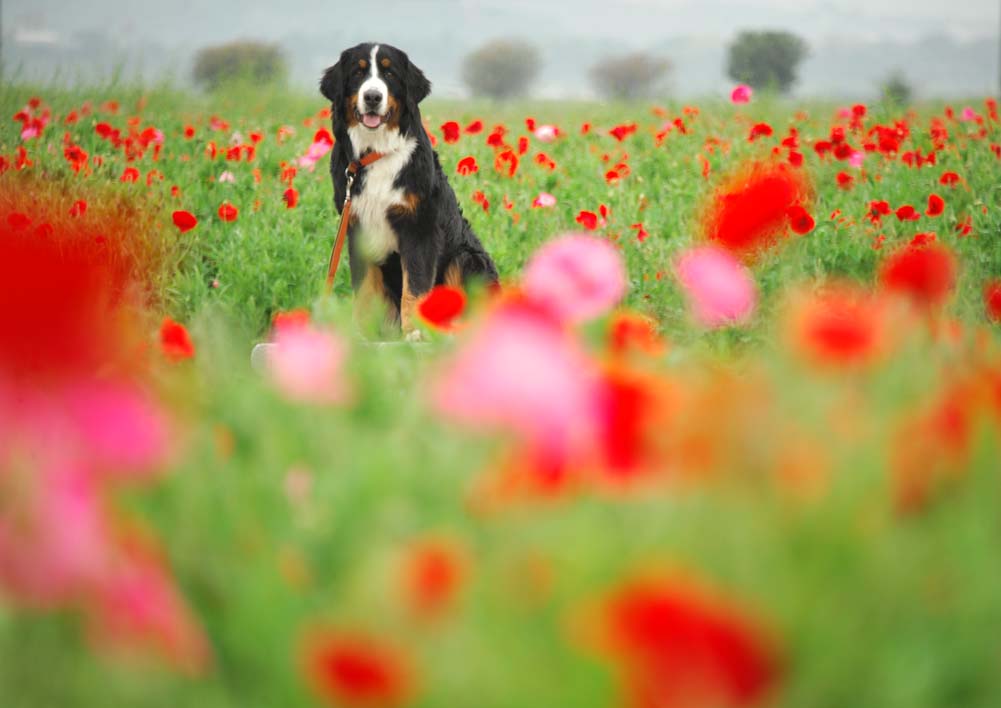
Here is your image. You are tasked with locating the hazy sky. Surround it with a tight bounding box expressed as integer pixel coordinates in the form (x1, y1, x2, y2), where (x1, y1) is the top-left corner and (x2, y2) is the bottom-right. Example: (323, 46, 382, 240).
(5, 0, 999, 97)
(8, 0, 999, 43)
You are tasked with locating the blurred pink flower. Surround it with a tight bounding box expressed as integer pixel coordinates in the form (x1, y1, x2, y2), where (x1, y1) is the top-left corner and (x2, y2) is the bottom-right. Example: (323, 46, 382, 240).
(534, 124, 558, 142)
(522, 234, 626, 324)
(297, 138, 334, 171)
(960, 106, 978, 122)
(64, 382, 169, 478)
(674, 246, 757, 328)
(532, 192, 557, 208)
(0, 463, 108, 606)
(849, 151, 865, 169)
(432, 302, 600, 459)
(730, 85, 753, 104)
(218, 171, 236, 183)
(268, 323, 350, 405)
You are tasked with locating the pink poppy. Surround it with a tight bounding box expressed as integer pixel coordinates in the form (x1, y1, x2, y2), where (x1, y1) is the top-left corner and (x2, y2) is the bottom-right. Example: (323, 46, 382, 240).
(532, 192, 557, 208)
(730, 84, 753, 104)
(267, 323, 350, 405)
(522, 234, 627, 325)
(674, 246, 757, 328)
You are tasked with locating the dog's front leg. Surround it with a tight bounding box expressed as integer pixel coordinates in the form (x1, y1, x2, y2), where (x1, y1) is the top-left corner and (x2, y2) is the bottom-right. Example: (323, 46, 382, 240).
(398, 238, 436, 341)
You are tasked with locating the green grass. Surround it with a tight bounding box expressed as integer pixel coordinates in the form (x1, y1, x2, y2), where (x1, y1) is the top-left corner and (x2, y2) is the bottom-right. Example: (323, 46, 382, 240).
(2, 81, 1001, 708)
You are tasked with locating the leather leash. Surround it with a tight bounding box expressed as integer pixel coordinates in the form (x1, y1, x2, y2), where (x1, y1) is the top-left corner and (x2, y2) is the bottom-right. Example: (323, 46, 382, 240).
(325, 150, 385, 291)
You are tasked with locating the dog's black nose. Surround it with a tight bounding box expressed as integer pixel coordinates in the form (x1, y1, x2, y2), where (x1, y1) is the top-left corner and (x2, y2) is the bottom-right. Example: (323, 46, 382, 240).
(363, 90, 382, 108)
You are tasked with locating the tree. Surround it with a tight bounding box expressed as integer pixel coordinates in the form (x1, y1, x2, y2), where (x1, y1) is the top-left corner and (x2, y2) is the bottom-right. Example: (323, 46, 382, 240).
(726, 31, 808, 94)
(589, 52, 671, 100)
(193, 40, 287, 91)
(880, 70, 913, 106)
(461, 39, 541, 100)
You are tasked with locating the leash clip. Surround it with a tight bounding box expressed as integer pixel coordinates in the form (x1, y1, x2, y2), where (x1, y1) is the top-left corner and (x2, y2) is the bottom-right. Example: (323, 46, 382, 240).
(343, 170, 355, 207)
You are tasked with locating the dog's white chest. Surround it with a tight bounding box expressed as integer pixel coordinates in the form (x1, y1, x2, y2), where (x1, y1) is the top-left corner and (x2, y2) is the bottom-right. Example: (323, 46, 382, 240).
(347, 130, 417, 264)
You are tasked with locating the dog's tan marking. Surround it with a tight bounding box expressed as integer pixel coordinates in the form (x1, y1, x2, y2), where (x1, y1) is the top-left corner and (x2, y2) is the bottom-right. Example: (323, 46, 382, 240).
(354, 264, 394, 330)
(380, 57, 391, 68)
(345, 94, 359, 127)
(359, 59, 368, 69)
(387, 191, 420, 218)
(400, 266, 421, 336)
(442, 261, 463, 288)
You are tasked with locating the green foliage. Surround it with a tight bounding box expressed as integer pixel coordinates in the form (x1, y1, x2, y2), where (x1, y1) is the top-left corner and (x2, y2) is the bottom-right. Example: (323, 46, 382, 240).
(461, 39, 541, 100)
(726, 30, 809, 94)
(2, 82, 1001, 708)
(589, 52, 671, 101)
(192, 41, 288, 92)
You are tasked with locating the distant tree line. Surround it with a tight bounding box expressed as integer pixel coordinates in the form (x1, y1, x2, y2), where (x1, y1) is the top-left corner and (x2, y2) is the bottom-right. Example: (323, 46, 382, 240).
(190, 33, 915, 104)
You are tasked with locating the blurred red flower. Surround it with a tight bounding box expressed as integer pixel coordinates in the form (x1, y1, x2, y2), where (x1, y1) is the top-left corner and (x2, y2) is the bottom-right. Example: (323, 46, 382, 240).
(401, 538, 465, 617)
(418, 286, 466, 331)
(748, 122, 773, 141)
(171, 210, 198, 232)
(120, 167, 140, 183)
(939, 171, 961, 187)
(984, 280, 1001, 323)
(464, 119, 483, 134)
(217, 202, 238, 222)
(879, 243, 957, 308)
(609, 123, 638, 142)
(787, 285, 889, 369)
(701, 161, 811, 258)
(69, 199, 88, 217)
(576, 210, 599, 230)
(456, 156, 478, 176)
(159, 318, 195, 361)
(926, 193, 945, 217)
(895, 205, 920, 222)
(301, 629, 414, 707)
(786, 205, 815, 235)
(440, 121, 460, 144)
(283, 187, 299, 209)
(590, 574, 780, 708)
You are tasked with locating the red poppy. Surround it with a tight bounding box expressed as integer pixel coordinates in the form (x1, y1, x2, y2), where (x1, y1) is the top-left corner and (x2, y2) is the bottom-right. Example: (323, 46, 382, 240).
(630, 222, 649, 242)
(440, 121, 460, 144)
(701, 161, 811, 257)
(787, 150, 804, 167)
(608, 311, 664, 357)
(464, 119, 483, 134)
(300, 629, 413, 708)
(172, 210, 198, 233)
(834, 171, 853, 190)
(868, 200, 892, 222)
(985, 280, 1001, 323)
(401, 538, 465, 617)
(609, 123, 638, 142)
(471, 190, 489, 212)
(494, 149, 519, 177)
(788, 285, 888, 369)
(925, 193, 945, 217)
(417, 286, 466, 331)
(63, 144, 89, 173)
(272, 308, 311, 332)
(217, 203, 239, 222)
(456, 156, 478, 176)
(591, 575, 780, 708)
(69, 200, 88, 218)
(879, 243, 957, 308)
(160, 318, 195, 361)
(748, 122, 774, 141)
(485, 125, 506, 148)
(120, 167, 140, 183)
(786, 205, 815, 235)
(576, 210, 599, 231)
(895, 204, 920, 222)
(7, 212, 31, 230)
(283, 188, 299, 209)
(939, 171, 961, 187)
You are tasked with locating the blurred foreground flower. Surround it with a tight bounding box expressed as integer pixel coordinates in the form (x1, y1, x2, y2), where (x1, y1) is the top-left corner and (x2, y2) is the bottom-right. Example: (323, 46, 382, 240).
(301, 628, 415, 707)
(584, 573, 780, 708)
(522, 233, 626, 324)
(785, 284, 892, 370)
(674, 246, 757, 328)
(267, 318, 351, 405)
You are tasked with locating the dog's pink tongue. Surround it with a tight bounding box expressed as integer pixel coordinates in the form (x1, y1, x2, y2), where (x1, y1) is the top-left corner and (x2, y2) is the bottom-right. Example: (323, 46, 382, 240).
(362, 113, 382, 128)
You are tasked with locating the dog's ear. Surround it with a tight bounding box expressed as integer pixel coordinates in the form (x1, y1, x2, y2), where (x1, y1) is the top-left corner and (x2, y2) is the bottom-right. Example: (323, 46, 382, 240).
(406, 58, 431, 106)
(320, 60, 344, 107)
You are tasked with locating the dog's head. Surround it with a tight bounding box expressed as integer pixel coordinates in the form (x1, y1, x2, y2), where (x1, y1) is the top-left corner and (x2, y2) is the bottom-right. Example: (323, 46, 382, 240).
(320, 43, 431, 135)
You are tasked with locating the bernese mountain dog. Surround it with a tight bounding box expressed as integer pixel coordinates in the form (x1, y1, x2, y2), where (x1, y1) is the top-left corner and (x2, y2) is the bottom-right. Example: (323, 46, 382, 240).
(320, 42, 498, 339)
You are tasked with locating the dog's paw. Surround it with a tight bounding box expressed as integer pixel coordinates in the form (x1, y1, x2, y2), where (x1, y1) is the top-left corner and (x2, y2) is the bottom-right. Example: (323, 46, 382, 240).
(404, 329, 425, 344)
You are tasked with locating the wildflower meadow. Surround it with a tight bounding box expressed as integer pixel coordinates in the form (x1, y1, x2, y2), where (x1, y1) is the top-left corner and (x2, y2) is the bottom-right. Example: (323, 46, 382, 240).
(2, 77, 1001, 708)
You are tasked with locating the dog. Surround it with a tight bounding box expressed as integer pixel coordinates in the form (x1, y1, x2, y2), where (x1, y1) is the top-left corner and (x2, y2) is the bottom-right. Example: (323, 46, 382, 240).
(320, 42, 498, 339)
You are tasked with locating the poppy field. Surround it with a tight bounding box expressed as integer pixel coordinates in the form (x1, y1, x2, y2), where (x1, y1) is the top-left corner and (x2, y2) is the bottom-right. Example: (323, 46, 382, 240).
(2, 79, 1001, 708)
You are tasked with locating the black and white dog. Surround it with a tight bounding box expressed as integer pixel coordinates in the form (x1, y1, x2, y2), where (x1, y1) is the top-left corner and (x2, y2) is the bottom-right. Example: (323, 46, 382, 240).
(320, 42, 498, 338)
